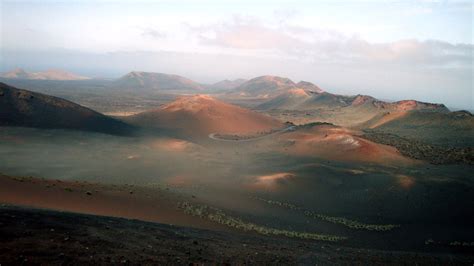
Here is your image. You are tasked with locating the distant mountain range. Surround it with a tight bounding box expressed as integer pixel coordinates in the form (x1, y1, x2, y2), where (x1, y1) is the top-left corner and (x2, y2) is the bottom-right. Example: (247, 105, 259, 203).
(112, 71, 204, 91)
(109, 72, 323, 95)
(228, 75, 323, 99)
(207, 79, 247, 90)
(1, 69, 471, 146)
(0, 68, 89, 80)
(112, 71, 249, 91)
(0, 82, 134, 135)
(258, 90, 448, 113)
(254, 81, 453, 131)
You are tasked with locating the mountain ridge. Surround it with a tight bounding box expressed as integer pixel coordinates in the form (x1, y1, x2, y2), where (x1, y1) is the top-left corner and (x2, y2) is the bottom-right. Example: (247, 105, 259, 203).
(112, 71, 204, 91)
(0, 68, 89, 81)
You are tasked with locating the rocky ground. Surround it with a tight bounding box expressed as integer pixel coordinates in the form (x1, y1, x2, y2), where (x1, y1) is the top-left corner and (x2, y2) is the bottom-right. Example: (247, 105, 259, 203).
(1, 205, 473, 265)
(361, 131, 474, 165)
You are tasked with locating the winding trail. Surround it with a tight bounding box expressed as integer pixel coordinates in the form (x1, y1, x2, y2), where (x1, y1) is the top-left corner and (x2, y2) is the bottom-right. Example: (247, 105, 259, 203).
(208, 126, 295, 142)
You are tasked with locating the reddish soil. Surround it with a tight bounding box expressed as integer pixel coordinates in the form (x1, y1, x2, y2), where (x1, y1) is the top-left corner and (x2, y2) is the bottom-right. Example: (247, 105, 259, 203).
(0, 174, 225, 232)
(128, 95, 283, 135)
(279, 125, 418, 165)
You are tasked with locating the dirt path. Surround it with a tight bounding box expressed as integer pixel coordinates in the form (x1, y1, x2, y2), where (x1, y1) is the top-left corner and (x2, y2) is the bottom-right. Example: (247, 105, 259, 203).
(208, 126, 295, 142)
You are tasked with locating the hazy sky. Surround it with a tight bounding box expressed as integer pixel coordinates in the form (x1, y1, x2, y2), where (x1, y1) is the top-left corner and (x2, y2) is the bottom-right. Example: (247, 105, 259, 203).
(1, 0, 473, 109)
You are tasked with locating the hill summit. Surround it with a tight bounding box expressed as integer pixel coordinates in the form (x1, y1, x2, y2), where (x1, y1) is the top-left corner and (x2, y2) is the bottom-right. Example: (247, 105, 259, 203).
(128, 94, 283, 135)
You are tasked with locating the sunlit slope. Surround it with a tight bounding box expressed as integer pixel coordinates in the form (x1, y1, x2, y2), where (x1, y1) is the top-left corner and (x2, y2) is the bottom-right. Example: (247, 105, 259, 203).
(276, 123, 417, 165)
(128, 94, 283, 135)
(113, 71, 203, 91)
(228, 75, 323, 99)
(0, 68, 89, 80)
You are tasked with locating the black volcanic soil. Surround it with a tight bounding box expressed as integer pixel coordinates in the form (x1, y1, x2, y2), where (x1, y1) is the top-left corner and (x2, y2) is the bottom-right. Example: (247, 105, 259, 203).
(361, 131, 474, 165)
(0, 82, 135, 135)
(1, 205, 473, 265)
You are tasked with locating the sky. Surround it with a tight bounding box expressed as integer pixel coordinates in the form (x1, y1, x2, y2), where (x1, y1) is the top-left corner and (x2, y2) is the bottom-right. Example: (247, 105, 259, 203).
(0, 0, 473, 109)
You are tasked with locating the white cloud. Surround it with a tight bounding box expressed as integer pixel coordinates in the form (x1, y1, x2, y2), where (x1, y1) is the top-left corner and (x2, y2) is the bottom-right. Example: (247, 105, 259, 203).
(1, 2, 472, 109)
(188, 16, 473, 69)
(139, 27, 167, 39)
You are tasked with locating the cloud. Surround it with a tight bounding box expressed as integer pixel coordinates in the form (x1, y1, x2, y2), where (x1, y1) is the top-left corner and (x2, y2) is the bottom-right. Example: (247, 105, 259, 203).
(140, 27, 166, 39)
(188, 16, 473, 69)
(198, 20, 298, 50)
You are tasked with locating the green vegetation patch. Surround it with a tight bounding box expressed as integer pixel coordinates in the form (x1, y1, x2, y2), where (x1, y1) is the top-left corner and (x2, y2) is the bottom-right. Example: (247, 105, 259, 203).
(304, 211, 399, 231)
(254, 196, 400, 232)
(178, 201, 346, 242)
(361, 131, 474, 165)
(251, 196, 302, 210)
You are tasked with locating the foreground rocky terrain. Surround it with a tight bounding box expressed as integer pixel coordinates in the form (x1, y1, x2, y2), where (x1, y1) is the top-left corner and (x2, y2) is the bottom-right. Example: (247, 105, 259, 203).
(1, 205, 473, 265)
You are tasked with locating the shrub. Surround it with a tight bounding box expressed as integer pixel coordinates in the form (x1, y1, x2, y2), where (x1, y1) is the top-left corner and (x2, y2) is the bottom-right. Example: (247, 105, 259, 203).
(177, 201, 346, 242)
(253, 196, 400, 232)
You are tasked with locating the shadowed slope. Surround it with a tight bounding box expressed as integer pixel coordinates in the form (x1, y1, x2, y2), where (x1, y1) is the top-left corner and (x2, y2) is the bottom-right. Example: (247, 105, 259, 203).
(0, 82, 135, 135)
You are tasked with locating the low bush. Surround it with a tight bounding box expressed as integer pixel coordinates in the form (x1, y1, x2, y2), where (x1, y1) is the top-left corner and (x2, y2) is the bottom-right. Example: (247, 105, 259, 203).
(253, 196, 400, 232)
(178, 201, 346, 242)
